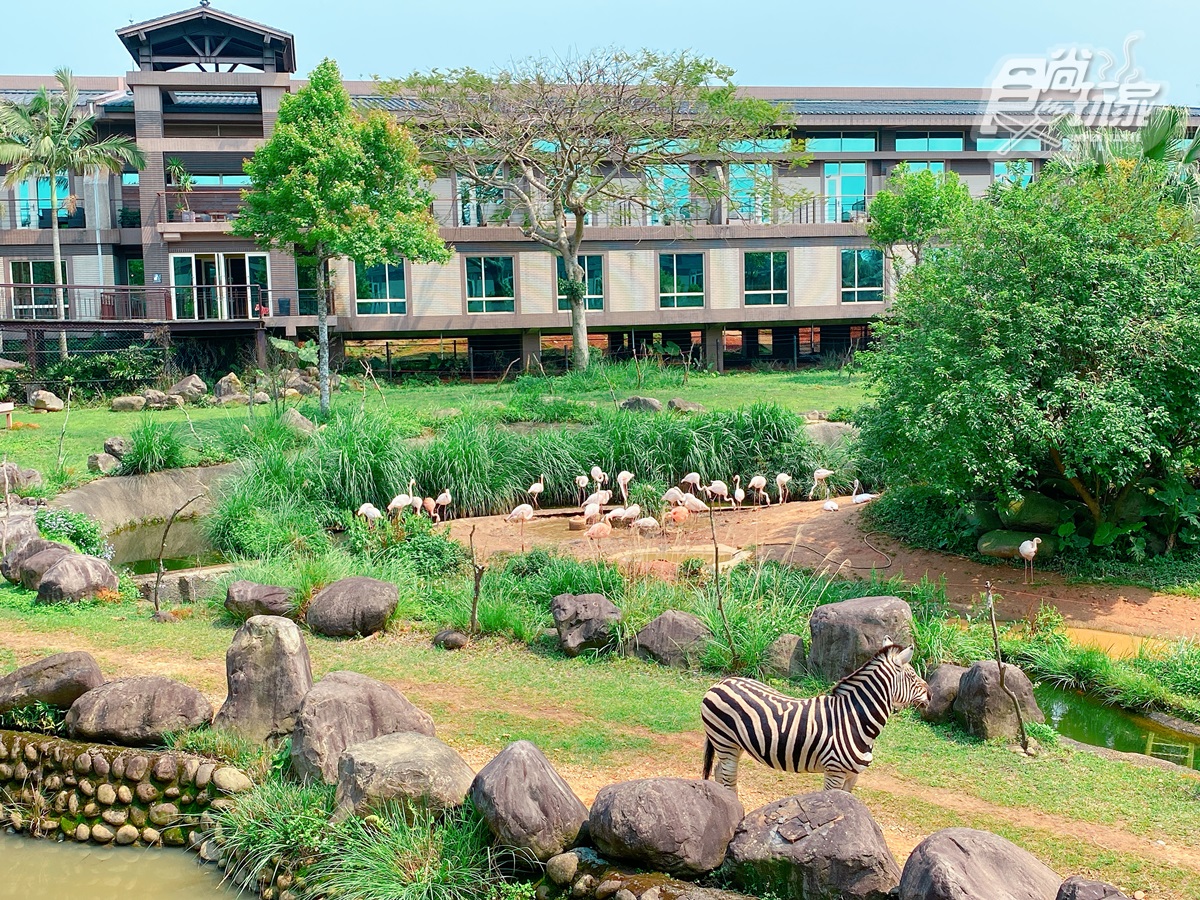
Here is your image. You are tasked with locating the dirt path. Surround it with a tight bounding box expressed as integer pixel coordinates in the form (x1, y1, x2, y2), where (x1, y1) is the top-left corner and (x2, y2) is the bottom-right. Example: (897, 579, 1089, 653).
(448, 502, 1200, 640)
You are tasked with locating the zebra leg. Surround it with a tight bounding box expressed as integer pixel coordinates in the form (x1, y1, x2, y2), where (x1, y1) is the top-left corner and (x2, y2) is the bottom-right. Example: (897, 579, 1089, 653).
(714, 748, 743, 791)
(823, 770, 849, 791)
(841, 772, 860, 793)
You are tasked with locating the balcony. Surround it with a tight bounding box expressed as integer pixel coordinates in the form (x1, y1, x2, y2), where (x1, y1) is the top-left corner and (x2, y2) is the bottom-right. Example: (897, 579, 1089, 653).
(156, 189, 245, 228)
(0, 283, 172, 321)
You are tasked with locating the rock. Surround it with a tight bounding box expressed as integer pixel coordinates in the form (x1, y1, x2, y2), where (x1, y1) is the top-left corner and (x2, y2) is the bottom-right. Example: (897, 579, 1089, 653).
(224, 580, 294, 620)
(289, 379, 316, 396)
(618, 396, 663, 413)
(160, 394, 185, 409)
(306, 576, 398, 638)
(141, 827, 161, 845)
(149, 802, 180, 826)
(432, 629, 469, 650)
(667, 398, 705, 413)
(977, 530, 1059, 561)
(998, 491, 1068, 533)
(590, 778, 742, 877)
(551, 593, 622, 656)
(547, 852, 580, 886)
(167, 374, 207, 401)
(36, 554, 119, 603)
(807, 596, 914, 681)
(470, 740, 589, 861)
(115, 824, 139, 845)
(29, 390, 64, 412)
(87, 453, 120, 474)
(631, 610, 711, 669)
(2, 538, 69, 584)
(215, 372, 244, 399)
(214, 615, 313, 743)
(953, 660, 1045, 741)
(142, 389, 168, 408)
(729, 791, 900, 900)
(1056, 876, 1131, 900)
(763, 634, 806, 679)
(333, 732, 475, 822)
(252, 392, 271, 405)
(102, 436, 131, 460)
(96, 782, 117, 805)
(19, 547, 76, 591)
(90, 823, 115, 844)
(431, 407, 461, 420)
(211, 767, 252, 794)
(66, 675, 213, 745)
(110, 395, 147, 412)
(0, 512, 38, 556)
(0, 463, 42, 491)
(292, 670, 435, 783)
(898, 828, 1060, 900)
(217, 393, 250, 406)
(0, 651, 104, 714)
(280, 407, 315, 437)
(804, 422, 858, 446)
(921, 664, 968, 724)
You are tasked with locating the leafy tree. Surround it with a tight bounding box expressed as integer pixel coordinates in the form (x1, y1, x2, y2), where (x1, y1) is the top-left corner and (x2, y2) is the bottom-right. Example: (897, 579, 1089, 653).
(235, 59, 449, 412)
(384, 50, 804, 368)
(866, 164, 969, 274)
(0, 69, 144, 358)
(858, 162, 1200, 552)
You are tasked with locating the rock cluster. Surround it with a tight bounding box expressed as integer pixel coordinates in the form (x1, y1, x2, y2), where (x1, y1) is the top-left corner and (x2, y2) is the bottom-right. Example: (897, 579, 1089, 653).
(551, 592, 622, 656)
(0, 530, 118, 604)
(110, 376, 208, 413)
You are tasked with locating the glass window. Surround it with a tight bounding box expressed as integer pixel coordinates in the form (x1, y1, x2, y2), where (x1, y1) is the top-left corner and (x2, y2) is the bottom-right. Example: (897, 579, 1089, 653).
(805, 132, 877, 152)
(993, 160, 1034, 186)
(723, 138, 792, 153)
(222, 174, 252, 186)
(466, 256, 515, 313)
(841, 248, 884, 302)
(10, 260, 68, 318)
(899, 161, 945, 174)
(192, 175, 222, 187)
(557, 255, 603, 311)
(976, 135, 1042, 153)
(744, 251, 788, 306)
(121, 172, 140, 186)
(648, 165, 691, 224)
(895, 131, 964, 152)
(729, 164, 772, 223)
(172, 256, 196, 319)
(659, 253, 704, 308)
(355, 261, 406, 315)
(824, 162, 868, 222)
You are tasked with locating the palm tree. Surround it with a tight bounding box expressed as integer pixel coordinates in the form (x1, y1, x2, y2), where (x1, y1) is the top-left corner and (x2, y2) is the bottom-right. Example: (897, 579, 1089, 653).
(0, 68, 144, 358)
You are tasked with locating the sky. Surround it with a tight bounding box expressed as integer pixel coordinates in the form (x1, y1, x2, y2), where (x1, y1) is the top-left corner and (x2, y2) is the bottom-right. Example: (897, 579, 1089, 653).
(3, 0, 1198, 104)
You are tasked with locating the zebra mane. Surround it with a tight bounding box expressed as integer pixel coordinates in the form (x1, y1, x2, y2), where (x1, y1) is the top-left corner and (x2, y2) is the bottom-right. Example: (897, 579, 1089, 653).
(829, 643, 902, 697)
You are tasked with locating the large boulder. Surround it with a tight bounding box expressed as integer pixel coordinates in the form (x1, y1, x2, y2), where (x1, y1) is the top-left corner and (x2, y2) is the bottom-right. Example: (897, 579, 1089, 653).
(333, 732, 475, 822)
(0, 462, 43, 491)
(998, 491, 1067, 533)
(292, 671, 435, 783)
(0, 512, 38, 556)
(66, 675, 213, 745)
(977, 530, 1059, 561)
(1056, 877, 1131, 900)
(19, 547, 77, 591)
(167, 374, 207, 402)
(618, 396, 663, 413)
(103, 436, 131, 459)
(87, 452, 120, 474)
(551, 593, 622, 656)
(808, 596, 913, 681)
(0, 651, 104, 714)
(898, 828, 1060, 900)
(728, 791, 900, 900)
(921, 664, 968, 724)
(36, 554, 119, 603)
(224, 580, 295, 620)
(589, 778, 743, 877)
(281, 407, 316, 437)
(2, 538, 71, 584)
(805, 422, 857, 446)
(214, 615, 313, 743)
(470, 740, 589, 861)
(214, 372, 244, 399)
(952, 660, 1045, 741)
(763, 633, 807, 679)
(109, 395, 146, 413)
(306, 576, 398, 638)
(29, 390, 64, 412)
(630, 610, 711, 669)
(667, 398, 706, 413)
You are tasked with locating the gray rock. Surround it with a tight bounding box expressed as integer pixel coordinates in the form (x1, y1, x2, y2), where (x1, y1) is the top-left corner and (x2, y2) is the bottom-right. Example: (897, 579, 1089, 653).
(110, 395, 147, 412)
(252, 392, 271, 405)
(432, 629, 469, 650)
(333, 732, 475, 822)
(217, 393, 250, 407)
(589, 777, 743, 877)
(551, 593, 622, 656)
(921, 664, 968, 724)
(166, 374, 207, 401)
(224, 580, 294, 620)
(19, 547, 76, 591)
(631, 610, 711, 669)
(292, 670, 435, 783)
(214, 372, 244, 399)
(101, 436, 131, 460)
(1056, 876, 1131, 900)
(729, 791, 900, 900)
(37, 554, 119, 603)
(0, 512, 38, 557)
(618, 396, 663, 413)
(0, 463, 42, 491)
(952, 660, 1045, 741)
(898, 828, 1060, 900)
(66, 676, 213, 745)
(0, 651, 104, 714)
(804, 422, 858, 446)
(470, 740, 589, 861)
(214, 615, 313, 743)
(280, 407, 315, 437)
(306, 576, 398, 638)
(160, 394, 185, 409)
(763, 634, 806, 679)
(2, 538, 70, 584)
(808, 596, 914, 681)
(87, 453, 120, 474)
(667, 398, 705, 413)
(29, 390, 64, 412)
(547, 852, 580, 886)
(998, 491, 1068, 533)
(142, 389, 168, 408)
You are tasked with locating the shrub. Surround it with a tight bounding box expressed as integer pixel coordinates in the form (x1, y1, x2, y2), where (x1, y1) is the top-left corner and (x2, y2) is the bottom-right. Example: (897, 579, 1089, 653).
(0, 700, 67, 735)
(119, 416, 186, 474)
(860, 484, 976, 554)
(35, 508, 113, 560)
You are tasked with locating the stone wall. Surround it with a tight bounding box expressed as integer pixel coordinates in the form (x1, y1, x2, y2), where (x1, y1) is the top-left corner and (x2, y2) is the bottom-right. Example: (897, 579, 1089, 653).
(0, 728, 250, 847)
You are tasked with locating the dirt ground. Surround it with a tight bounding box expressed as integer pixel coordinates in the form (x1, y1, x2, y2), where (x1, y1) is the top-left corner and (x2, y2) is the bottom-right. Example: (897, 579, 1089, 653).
(448, 498, 1200, 641)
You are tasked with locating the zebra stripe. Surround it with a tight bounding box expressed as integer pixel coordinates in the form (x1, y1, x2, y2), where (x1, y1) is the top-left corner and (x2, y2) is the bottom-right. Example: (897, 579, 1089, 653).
(700, 644, 928, 792)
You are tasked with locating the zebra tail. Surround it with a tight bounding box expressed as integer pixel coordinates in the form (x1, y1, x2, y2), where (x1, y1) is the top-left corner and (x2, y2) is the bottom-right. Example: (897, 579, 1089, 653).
(702, 736, 714, 780)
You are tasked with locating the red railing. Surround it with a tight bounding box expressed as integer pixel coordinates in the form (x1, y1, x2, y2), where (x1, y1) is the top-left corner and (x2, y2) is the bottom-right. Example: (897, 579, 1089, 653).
(0, 283, 171, 321)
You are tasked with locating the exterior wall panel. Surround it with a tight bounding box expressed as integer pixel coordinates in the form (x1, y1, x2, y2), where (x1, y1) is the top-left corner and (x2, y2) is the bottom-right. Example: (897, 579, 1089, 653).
(708, 248, 741, 311)
(793, 246, 839, 307)
(607, 250, 657, 314)
(519, 251, 555, 316)
(409, 260, 462, 318)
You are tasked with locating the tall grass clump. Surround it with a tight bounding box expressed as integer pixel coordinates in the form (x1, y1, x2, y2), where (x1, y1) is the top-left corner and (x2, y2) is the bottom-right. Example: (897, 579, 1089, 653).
(311, 406, 410, 511)
(118, 415, 186, 474)
(206, 452, 332, 557)
(219, 408, 305, 459)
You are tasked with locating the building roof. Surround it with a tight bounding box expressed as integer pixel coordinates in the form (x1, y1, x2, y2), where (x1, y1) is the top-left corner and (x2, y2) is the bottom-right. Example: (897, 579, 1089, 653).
(116, 3, 296, 73)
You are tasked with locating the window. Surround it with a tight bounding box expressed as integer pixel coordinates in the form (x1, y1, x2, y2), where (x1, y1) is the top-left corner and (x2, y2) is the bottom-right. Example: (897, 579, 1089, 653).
(722, 138, 792, 153)
(648, 165, 691, 224)
(824, 162, 867, 222)
(466, 256, 515, 312)
(898, 161, 945, 174)
(993, 160, 1033, 186)
(895, 131, 964, 152)
(10, 260, 67, 318)
(841, 249, 883, 302)
(169, 172, 249, 187)
(729, 164, 772, 223)
(744, 251, 787, 306)
(659, 253, 704, 308)
(805, 132, 877, 152)
(170, 252, 268, 320)
(976, 135, 1042, 153)
(557, 255, 603, 311)
(355, 260, 406, 315)
(459, 168, 506, 226)
(121, 172, 140, 186)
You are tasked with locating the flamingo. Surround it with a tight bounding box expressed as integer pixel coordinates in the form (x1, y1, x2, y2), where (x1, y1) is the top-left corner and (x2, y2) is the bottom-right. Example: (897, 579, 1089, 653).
(604, 506, 627, 522)
(748, 475, 770, 506)
(356, 503, 384, 530)
(387, 486, 413, 517)
(681, 472, 702, 494)
(704, 479, 730, 505)
(776, 473, 793, 504)
(616, 470, 634, 504)
(682, 494, 709, 514)
(621, 504, 642, 522)
(583, 502, 602, 523)
(631, 516, 660, 532)
(810, 467, 834, 500)
(732, 475, 745, 510)
(411, 495, 423, 515)
(668, 506, 690, 527)
(507, 503, 535, 552)
(582, 489, 612, 509)
(528, 474, 545, 508)
(851, 479, 877, 504)
(823, 499, 840, 512)
(1019, 537, 1042, 585)
(591, 466, 608, 490)
(435, 489, 453, 521)
(422, 497, 437, 519)
(575, 475, 590, 505)
(662, 487, 687, 506)
(585, 519, 613, 554)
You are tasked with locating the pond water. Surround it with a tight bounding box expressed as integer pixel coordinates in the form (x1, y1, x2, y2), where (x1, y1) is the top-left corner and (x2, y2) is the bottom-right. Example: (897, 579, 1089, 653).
(1, 834, 228, 898)
(108, 519, 225, 575)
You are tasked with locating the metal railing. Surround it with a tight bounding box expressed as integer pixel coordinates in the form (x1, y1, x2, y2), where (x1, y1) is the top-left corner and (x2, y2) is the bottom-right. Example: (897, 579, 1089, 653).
(0, 201, 87, 230)
(0, 283, 171, 321)
(156, 189, 246, 225)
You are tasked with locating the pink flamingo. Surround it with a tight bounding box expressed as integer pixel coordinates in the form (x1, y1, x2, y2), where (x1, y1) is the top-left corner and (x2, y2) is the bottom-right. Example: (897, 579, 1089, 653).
(585, 519, 613, 556)
(575, 475, 590, 505)
(616, 470, 634, 504)
(422, 497, 437, 520)
(704, 479, 729, 505)
(732, 475, 745, 510)
(528, 475, 545, 508)
(356, 503, 384, 530)
(681, 472, 702, 494)
(435, 489, 453, 521)
(748, 475, 770, 506)
(776, 472, 793, 504)
(507, 503, 535, 552)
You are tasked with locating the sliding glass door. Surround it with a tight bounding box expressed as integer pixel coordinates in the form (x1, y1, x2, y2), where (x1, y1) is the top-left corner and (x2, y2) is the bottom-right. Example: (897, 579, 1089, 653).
(170, 252, 269, 320)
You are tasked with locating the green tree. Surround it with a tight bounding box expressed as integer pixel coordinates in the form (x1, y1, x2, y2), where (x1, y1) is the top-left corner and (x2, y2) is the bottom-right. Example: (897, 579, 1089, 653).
(0, 69, 144, 358)
(384, 50, 804, 368)
(866, 164, 970, 274)
(858, 162, 1200, 548)
(234, 59, 449, 412)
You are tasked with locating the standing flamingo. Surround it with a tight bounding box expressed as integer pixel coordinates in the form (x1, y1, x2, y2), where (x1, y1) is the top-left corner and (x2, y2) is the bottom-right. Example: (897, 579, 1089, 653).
(668, 506, 690, 527)
(507, 503, 535, 552)
(528, 475, 545, 508)
(575, 475, 590, 505)
(662, 487, 687, 506)
(411, 494, 423, 515)
(616, 470, 634, 504)
(631, 516, 660, 533)
(1019, 537, 1042, 585)
(731, 475, 745, 510)
(620, 504, 642, 522)
(681, 472, 702, 494)
(582, 489, 612, 509)
(356, 503, 384, 530)
(776, 472, 793, 504)
(591, 466, 608, 490)
(435, 489, 452, 521)
(422, 497, 437, 520)
(583, 502, 602, 523)
(585, 519, 613, 556)
(388, 480, 415, 518)
(748, 475, 770, 506)
(810, 468, 834, 500)
(704, 479, 730, 505)
(682, 494, 709, 514)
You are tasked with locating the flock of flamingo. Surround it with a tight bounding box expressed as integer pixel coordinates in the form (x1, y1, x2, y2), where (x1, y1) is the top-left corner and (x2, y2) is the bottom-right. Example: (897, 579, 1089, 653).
(355, 480, 453, 528)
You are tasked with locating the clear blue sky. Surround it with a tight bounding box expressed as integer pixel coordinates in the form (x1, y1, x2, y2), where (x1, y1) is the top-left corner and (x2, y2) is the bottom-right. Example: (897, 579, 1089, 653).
(7, 0, 1199, 103)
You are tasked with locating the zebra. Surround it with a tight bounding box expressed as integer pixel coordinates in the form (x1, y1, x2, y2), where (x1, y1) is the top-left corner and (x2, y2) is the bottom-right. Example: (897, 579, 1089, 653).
(700, 643, 929, 793)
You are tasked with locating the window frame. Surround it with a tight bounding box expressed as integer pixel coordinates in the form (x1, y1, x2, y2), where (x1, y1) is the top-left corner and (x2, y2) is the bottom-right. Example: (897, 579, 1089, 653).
(840, 248, 884, 303)
(898, 161, 946, 174)
(804, 131, 878, 152)
(895, 131, 964, 153)
(992, 160, 1034, 186)
(556, 254, 604, 312)
(743, 250, 788, 306)
(354, 259, 407, 316)
(824, 161, 868, 223)
(658, 251, 706, 309)
(10, 259, 68, 318)
(464, 255, 516, 314)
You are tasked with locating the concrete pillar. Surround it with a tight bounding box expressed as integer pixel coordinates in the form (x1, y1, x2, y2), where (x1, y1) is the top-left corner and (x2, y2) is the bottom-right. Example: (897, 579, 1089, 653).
(703, 326, 725, 373)
(521, 329, 542, 370)
(742, 328, 760, 361)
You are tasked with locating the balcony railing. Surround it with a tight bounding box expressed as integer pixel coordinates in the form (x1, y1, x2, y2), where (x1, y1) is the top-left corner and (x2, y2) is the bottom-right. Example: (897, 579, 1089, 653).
(156, 189, 246, 225)
(0, 284, 171, 321)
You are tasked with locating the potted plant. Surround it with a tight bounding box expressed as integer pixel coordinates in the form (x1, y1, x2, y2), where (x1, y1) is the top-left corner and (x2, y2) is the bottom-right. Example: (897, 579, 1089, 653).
(166, 157, 195, 222)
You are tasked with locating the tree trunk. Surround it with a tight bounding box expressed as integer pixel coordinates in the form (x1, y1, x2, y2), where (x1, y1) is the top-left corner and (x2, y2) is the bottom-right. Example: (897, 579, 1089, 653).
(315, 250, 331, 414)
(49, 178, 68, 360)
(564, 254, 589, 369)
